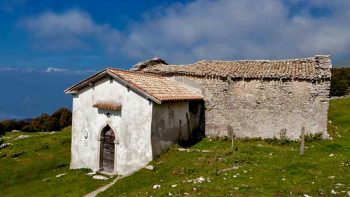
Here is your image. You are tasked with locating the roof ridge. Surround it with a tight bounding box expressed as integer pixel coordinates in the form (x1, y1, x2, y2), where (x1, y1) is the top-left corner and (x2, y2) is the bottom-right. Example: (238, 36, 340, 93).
(180, 56, 316, 65)
(107, 67, 166, 78)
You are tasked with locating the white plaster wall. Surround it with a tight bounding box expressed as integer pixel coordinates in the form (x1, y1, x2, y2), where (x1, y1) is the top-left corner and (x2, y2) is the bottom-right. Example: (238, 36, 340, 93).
(71, 76, 153, 175)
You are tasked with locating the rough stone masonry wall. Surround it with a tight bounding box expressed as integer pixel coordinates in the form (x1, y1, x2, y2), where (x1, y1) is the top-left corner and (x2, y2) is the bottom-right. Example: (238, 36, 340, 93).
(173, 76, 330, 140)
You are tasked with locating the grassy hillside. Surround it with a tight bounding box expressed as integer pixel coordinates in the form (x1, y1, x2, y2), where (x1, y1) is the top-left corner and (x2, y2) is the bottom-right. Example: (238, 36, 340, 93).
(0, 127, 110, 197)
(0, 98, 349, 196)
(100, 98, 350, 196)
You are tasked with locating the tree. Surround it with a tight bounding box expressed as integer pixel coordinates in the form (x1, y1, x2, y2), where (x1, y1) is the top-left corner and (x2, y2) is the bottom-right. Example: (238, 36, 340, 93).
(58, 108, 72, 129)
(1, 120, 19, 132)
(50, 108, 72, 131)
(22, 124, 35, 132)
(31, 113, 53, 132)
(0, 108, 72, 133)
(17, 120, 30, 131)
(330, 68, 350, 96)
(0, 122, 4, 136)
(331, 79, 349, 96)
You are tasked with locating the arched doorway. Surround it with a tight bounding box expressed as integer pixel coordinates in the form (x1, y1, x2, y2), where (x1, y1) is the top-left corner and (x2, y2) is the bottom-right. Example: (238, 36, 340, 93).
(100, 125, 115, 172)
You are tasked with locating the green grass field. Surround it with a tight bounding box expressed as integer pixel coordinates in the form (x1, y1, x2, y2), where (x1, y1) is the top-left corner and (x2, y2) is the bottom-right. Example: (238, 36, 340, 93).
(0, 127, 110, 197)
(100, 98, 350, 196)
(0, 98, 350, 196)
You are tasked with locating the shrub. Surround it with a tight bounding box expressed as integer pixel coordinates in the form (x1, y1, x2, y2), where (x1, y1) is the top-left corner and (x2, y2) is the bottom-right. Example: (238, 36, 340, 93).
(1, 120, 21, 132)
(264, 137, 294, 145)
(22, 124, 36, 132)
(31, 113, 52, 132)
(330, 68, 350, 96)
(49, 108, 72, 131)
(0, 122, 4, 136)
(1, 108, 71, 133)
(304, 133, 323, 142)
(331, 79, 349, 96)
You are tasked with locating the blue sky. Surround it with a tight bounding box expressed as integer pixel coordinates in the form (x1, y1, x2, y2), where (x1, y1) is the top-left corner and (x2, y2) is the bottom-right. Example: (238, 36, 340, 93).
(0, 0, 189, 69)
(1, 0, 350, 119)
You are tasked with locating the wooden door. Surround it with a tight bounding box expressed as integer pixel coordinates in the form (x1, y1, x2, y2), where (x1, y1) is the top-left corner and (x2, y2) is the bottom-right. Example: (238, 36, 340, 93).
(102, 129, 115, 172)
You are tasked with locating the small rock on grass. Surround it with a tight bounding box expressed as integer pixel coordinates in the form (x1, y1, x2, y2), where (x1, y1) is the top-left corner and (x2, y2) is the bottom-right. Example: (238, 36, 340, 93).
(197, 176, 205, 183)
(347, 191, 350, 196)
(56, 173, 66, 178)
(303, 194, 311, 197)
(145, 165, 154, 170)
(178, 148, 190, 152)
(0, 143, 11, 149)
(86, 172, 96, 176)
(221, 165, 239, 173)
(92, 175, 108, 180)
(16, 135, 29, 140)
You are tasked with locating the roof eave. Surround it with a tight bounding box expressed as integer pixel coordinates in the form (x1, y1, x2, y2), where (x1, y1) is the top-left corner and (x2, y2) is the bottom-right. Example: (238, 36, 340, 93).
(64, 68, 200, 105)
(64, 69, 107, 94)
(65, 90, 78, 94)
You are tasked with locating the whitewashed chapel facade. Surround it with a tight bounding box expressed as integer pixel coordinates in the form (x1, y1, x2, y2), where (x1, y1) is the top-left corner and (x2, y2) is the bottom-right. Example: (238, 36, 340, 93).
(65, 69, 203, 175)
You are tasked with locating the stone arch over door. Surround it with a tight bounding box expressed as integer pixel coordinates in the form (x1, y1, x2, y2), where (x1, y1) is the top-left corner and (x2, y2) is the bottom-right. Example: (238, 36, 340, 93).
(99, 125, 116, 172)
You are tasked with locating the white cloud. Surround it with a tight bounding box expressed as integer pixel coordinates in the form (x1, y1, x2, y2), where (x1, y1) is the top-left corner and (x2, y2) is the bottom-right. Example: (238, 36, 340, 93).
(0, 67, 18, 71)
(46, 67, 68, 73)
(20, 9, 121, 54)
(120, 0, 350, 64)
(19, 1, 350, 65)
(45, 67, 96, 74)
(0, 66, 95, 74)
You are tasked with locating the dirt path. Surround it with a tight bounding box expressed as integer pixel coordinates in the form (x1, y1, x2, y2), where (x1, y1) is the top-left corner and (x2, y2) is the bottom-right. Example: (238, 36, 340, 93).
(84, 176, 121, 197)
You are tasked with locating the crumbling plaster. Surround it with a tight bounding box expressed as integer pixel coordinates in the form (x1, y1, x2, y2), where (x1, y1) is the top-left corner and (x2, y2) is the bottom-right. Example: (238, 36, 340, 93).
(151, 101, 203, 156)
(172, 76, 330, 139)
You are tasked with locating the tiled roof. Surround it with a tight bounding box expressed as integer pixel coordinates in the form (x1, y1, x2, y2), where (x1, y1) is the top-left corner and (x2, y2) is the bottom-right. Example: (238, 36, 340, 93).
(64, 68, 203, 104)
(107, 68, 203, 103)
(93, 101, 122, 111)
(141, 56, 331, 80)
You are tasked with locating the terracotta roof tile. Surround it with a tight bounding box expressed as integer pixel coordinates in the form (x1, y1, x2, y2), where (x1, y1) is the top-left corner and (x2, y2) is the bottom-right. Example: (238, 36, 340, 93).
(107, 68, 203, 102)
(141, 56, 331, 80)
(93, 101, 122, 111)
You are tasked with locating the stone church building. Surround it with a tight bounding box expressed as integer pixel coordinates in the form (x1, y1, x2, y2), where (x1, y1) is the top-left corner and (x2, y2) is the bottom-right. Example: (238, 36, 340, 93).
(65, 55, 331, 175)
